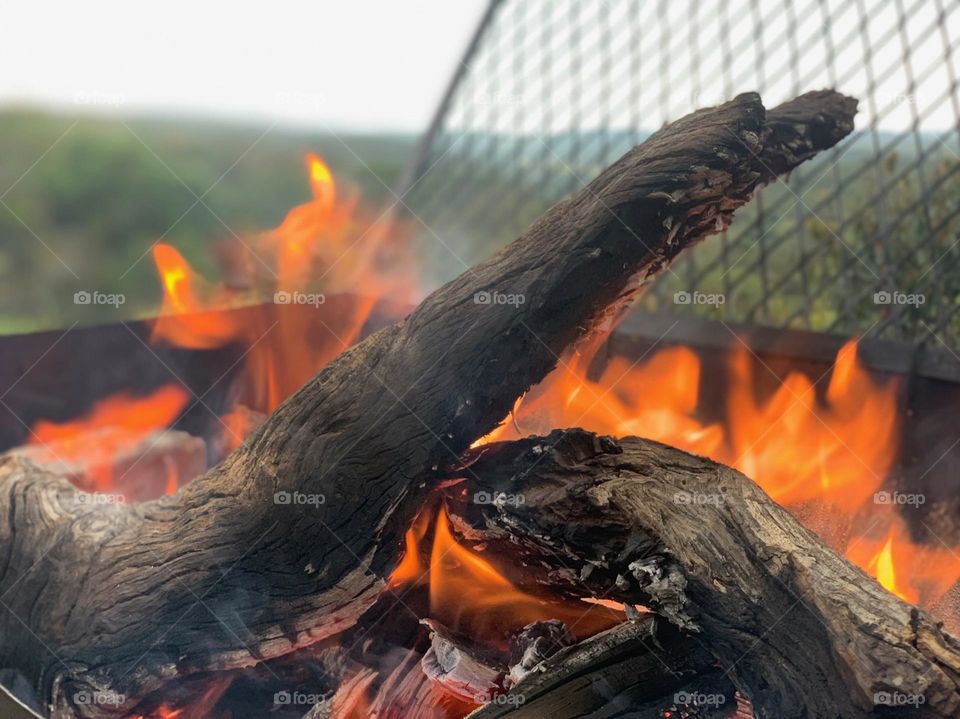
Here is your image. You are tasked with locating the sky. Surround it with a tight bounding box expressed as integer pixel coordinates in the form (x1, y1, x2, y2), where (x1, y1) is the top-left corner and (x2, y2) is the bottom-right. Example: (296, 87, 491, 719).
(0, 0, 489, 133)
(0, 0, 956, 134)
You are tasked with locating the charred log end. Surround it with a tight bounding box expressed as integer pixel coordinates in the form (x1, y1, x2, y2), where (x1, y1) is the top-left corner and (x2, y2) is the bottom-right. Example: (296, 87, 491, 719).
(760, 90, 859, 178)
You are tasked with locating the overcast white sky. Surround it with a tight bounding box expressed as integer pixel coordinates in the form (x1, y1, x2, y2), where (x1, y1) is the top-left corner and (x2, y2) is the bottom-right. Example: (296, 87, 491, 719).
(0, 0, 489, 132)
(1, 1, 956, 133)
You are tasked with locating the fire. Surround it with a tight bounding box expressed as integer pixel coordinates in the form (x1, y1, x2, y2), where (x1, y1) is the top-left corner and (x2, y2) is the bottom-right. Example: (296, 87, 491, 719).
(474, 338, 725, 455)
(473, 335, 960, 610)
(476, 338, 895, 510)
(27, 385, 189, 491)
(20, 153, 960, 717)
(150, 153, 418, 415)
(429, 507, 552, 638)
(25, 155, 417, 500)
(846, 517, 960, 606)
(130, 675, 232, 718)
(163, 455, 179, 495)
(874, 533, 910, 602)
(726, 339, 898, 510)
(151, 243, 241, 349)
(391, 502, 622, 643)
(390, 506, 433, 587)
(26, 155, 418, 501)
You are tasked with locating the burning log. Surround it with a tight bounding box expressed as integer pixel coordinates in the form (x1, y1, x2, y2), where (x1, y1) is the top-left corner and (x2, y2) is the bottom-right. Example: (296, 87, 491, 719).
(9, 428, 205, 501)
(452, 430, 960, 718)
(0, 91, 860, 717)
(467, 617, 736, 719)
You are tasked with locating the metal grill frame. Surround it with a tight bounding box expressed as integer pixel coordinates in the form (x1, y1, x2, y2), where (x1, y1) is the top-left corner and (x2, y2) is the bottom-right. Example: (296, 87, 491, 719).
(395, 0, 960, 374)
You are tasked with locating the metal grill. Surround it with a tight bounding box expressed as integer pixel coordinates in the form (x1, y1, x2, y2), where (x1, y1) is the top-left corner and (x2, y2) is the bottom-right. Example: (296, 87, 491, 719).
(398, 0, 960, 350)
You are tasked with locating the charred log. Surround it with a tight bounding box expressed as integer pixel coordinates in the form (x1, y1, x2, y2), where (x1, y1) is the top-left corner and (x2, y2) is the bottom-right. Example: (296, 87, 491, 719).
(467, 617, 737, 719)
(0, 91, 856, 717)
(452, 430, 960, 719)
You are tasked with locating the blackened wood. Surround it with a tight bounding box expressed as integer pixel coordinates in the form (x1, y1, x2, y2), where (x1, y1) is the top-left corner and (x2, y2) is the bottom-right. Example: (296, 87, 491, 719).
(0, 91, 856, 718)
(455, 430, 960, 719)
(467, 617, 735, 719)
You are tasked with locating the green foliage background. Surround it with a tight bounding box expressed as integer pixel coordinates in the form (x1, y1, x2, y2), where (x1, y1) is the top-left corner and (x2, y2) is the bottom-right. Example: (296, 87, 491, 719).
(0, 109, 415, 333)
(1, 109, 957, 345)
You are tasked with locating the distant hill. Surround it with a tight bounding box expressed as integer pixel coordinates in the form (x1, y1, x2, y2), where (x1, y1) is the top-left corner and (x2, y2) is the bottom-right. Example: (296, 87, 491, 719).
(0, 109, 417, 332)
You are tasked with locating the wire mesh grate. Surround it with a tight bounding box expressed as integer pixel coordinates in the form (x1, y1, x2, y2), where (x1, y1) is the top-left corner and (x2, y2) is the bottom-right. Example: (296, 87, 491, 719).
(398, 0, 960, 350)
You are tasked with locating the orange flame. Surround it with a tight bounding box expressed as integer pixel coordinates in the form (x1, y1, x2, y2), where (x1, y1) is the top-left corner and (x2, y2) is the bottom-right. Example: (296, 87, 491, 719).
(476, 338, 895, 510)
(151, 244, 241, 349)
(150, 153, 418, 416)
(472, 335, 960, 610)
(27, 385, 189, 491)
(726, 339, 898, 509)
(874, 533, 911, 602)
(163, 455, 179, 496)
(391, 504, 622, 643)
(27, 155, 418, 500)
(846, 517, 960, 606)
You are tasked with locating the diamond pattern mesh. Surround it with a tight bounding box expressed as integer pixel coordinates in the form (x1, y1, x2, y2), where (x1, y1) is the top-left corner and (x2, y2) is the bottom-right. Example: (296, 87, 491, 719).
(399, 0, 960, 348)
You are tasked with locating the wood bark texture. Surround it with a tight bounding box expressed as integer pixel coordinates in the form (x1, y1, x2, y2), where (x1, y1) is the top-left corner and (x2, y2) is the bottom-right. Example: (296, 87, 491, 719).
(0, 91, 857, 717)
